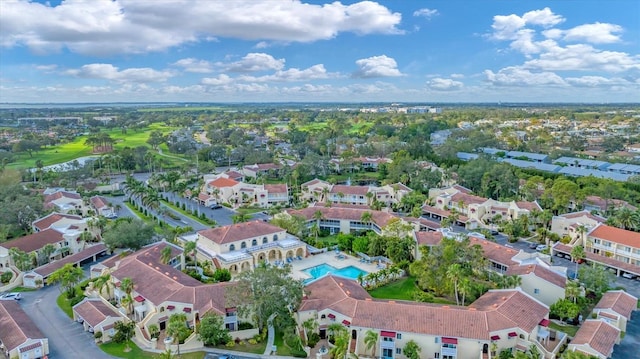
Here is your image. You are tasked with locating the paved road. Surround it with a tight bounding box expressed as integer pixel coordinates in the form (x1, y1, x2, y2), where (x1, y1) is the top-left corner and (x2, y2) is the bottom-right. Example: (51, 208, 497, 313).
(19, 279, 116, 358)
(612, 311, 640, 359)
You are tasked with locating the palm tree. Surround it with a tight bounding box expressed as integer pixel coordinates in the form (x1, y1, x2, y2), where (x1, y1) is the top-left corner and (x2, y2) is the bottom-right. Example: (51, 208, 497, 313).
(565, 280, 581, 304)
(360, 211, 373, 227)
(93, 274, 115, 300)
(446, 263, 463, 305)
(459, 277, 472, 306)
(166, 313, 189, 355)
(184, 240, 197, 268)
(329, 329, 349, 359)
(575, 225, 588, 246)
(156, 349, 176, 359)
(302, 318, 318, 343)
(120, 277, 135, 316)
(160, 246, 173, 265)
(364, 330, 378, 357)
(571, 245, 586, 277)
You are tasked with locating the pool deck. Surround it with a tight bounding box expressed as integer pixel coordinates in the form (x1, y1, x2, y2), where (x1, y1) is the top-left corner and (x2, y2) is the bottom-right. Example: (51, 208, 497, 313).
(289, 251, 383, 283)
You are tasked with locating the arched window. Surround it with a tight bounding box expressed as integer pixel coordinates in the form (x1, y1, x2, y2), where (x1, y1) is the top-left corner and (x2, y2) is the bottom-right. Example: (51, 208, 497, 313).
(252, 239, 258, 246)
(230, 244, 236, 251)
(241, 242, 247, 249)
(273, 234, 278, 241)
(263, 236, 268, 244)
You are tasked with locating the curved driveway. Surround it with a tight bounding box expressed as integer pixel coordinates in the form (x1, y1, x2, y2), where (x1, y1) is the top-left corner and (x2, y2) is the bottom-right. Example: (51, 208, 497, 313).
(19, 282, 116, 358)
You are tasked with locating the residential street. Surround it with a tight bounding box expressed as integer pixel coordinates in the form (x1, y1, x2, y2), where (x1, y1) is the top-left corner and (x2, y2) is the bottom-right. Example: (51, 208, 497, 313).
(18, 274, 117, 359)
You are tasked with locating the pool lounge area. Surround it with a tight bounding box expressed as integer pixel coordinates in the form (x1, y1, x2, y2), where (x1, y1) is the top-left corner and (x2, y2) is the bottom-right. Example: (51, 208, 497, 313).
(288, 251, 381, 285)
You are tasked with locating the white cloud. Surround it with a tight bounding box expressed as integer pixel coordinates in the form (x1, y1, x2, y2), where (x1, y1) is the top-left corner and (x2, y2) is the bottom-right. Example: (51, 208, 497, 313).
(484, 67, 566, 86)
(427, 78, 464, 91)
(413, 8, 438, 19)
(65, 63, 174, 83)
(201, 74, 233, 86)
(225, 53, 286, 72)
(0, 0, 402, 56)
(352, 55, 403, 78)
(523, 44, 640, 72)
(564, 76, 631, 87)
(563, 23, 623, 44)
(172, 58, 213, 73)
(238, 64, 332, 82)
(490, 7, 564, 41)
(450, 73, 465, 79)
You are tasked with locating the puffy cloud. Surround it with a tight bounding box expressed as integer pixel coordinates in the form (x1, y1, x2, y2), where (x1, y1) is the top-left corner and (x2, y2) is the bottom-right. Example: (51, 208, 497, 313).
(0, 0, 402, 56)
(562, 23, 623, 44)
(65, 63, 173, 83)
(523, 44, 640, 72)
(484, 67, 566, 86)
(225, 53, 286, 72)
(564, 76, 629, 87)
(352, 55, 403, 78)
(490, 7, 564, 40)
(427, 78, 464, 91)
(238, 64, 332, 82)
(450, 73, 465, 79)
(201, 74, 233, 86)
(172, 58, 213, 73)
(413, 8, 438, 19)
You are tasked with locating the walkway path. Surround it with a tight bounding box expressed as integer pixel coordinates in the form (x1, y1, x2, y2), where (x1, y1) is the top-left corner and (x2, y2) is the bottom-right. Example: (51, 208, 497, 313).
(264, 313, 278, 356)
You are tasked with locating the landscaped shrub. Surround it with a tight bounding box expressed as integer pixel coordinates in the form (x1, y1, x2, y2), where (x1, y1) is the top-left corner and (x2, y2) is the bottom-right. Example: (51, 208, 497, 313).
(70, 295, 86, 307)
(291, 349, 308, 358)
(213, 268, 232, 282)
(0, 271, 12, 284)
(238, 322, 254, 330)
(307, 332, 320, 348)
(248, 339, 258, 345)
(225, 341, 235, 348)
(94, 331, 103, 340)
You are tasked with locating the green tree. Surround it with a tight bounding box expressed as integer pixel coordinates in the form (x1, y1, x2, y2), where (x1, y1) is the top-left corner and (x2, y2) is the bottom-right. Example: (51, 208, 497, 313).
(565, 280, 581, 304)
(232, 213, 252, 224)
(228, 262, 303, 331)
(550, 299, 580, 324)
(102, 219, 155, 251)
(561, 350, 599, 359)
(570, 245, 585, 277)
(47, 263, 84, 298)
(364, 330, 379, 357)
(197, 313, 231, 346)
(167, 313, 190, 355)
(112, 321, 136, 350)
(403, 340, 421, 359)
(578, 264, 614, 296)
(9, 247, 33, 271)
(160, 246, 173, 264)
(120, 277, 135, 316)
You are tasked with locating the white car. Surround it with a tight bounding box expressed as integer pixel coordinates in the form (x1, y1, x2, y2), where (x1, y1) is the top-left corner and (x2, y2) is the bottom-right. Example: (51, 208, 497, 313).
(536, 244, 548, 252)
(0, 292, 21, 301)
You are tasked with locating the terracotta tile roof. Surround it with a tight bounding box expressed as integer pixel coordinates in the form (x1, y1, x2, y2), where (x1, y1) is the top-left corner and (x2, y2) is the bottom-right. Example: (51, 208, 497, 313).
(421, 205, 452, 217)
(468, 237, 518, 267)
(90, 196, 109, 209)
(571, 320, 619, 358)
(515, 201, 542, 212)
(0, 228, 64, 253)
(32, 212, 82, 231)
(35, 244, 107, 277)
(451, 192, 487, 206)
(468, 289, 548, 334)
(452, 184, 472, 194)
(415, 218, 442, 230)
(330, 185, 370, 196)
(244, 163, 281, 171)
(265, 184, 288, 193)
(589, 224, 640, 248)
(224, 170, 244, 180)
(506, 264, 567, 289)
(108, 242, 234, 314)
(584, 195, 636, 211)
(198, 221, 284, 245)
(208, 177, 239, 188)
(44, 190, 81, 203)
(300, 275, 370, 316)
(198, 192, 211, 201)
(595, 290, 638, 320)
(415, 231, 443, 246)
(0, 301, 46, 352)
(301, 178, 327, 187)
(287, 206, 397, 228)
(73, 299, 121, 327)
(560, 211, 606, 222)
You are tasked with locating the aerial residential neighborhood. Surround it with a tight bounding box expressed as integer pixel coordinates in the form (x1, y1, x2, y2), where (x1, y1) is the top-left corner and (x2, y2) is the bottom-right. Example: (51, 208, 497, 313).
(1, 1, 640, 359)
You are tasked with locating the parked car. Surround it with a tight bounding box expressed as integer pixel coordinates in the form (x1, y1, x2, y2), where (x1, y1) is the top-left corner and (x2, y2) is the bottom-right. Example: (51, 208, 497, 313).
(622, 273, 637, 280)
(0, 292, 21, 301)
(210, 204, 222, 210)
(536, 244, 548, 252)
(528, 242, 538, 249)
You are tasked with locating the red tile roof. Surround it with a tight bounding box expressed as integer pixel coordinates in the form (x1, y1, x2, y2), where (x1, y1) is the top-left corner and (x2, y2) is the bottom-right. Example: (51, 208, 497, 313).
(208, 177, 239, 188)
(554, 243, 640, 276)
(468, 237, 518, 267)
(73, 299, 121, 327)
(265, 184, 288, 194)
(560, 211, 606, 222)
(0, 301, 46, 352)
(515, 201, 542, 212)
(287, 206, 397, 228)
(415, 231, 443, 246)
(198, 221, 284, 245)
(451, 192, 487, 206)
(35, 244, 108, 277)
(44, 190, 81, 203)
(32, 212, 82, 231)
(595, 290, 638, 320)
(570, 320, 619, 358)
(0, 228, 64, 253)
(589, 224, 640, 249)
(330, 185, 370, 196)
(90, 196, 109, 209)
(506, 264, 567, 289)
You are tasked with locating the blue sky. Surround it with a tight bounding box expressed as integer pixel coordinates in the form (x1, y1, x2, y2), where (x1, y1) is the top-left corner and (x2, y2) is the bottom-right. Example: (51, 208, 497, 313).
(1, 0, 638, 103)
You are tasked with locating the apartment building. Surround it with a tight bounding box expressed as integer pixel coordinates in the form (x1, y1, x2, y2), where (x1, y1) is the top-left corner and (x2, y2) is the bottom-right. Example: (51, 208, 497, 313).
(0, 300, 49, 359)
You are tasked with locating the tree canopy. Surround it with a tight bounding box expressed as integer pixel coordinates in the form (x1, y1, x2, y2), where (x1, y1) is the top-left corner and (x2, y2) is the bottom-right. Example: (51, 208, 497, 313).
(102, 219, 155, 251)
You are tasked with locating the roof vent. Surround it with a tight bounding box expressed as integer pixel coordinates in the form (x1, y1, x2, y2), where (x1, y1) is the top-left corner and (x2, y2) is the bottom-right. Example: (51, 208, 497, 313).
(173, 276, 178, 280)
(388, 301, 396, 304)
(501, 296, 507, 300)
(165, 272, 170, 275)
(469, 307, 476, 311)
(442, 305, 449, 309)
(365, 298, 372, 301)
(339, 282, 344, 287)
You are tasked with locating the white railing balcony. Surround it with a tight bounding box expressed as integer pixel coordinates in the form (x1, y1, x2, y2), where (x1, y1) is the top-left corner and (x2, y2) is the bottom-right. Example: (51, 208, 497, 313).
(441, 347, 457, 357)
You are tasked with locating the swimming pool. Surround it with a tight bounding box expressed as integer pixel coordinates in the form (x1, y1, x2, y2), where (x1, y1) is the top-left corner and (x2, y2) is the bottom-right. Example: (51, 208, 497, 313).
(303, 263, 368, 283)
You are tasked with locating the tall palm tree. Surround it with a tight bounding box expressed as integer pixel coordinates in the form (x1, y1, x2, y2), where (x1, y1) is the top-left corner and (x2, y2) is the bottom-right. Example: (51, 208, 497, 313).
(329, 330, 349, 359)
(446, 263, 463, 305)
(160, 246, 173, 265)
(184, 240, 197, 269)
(302, 318, 318, 342)
(571, 245, 586, 277)
(93, 274, 115, 300)
(120, 277, 135, 316)
(364, 330, 379, 357)
(166, 313, 189, 355)
(565, 280, 581, 304)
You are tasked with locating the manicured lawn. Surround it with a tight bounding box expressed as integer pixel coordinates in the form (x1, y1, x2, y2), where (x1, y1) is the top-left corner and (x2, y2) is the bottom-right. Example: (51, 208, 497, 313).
(10, 286, 38, 292)
(236, 207, 265, 215)
(101, 340, 206, 358)
(214, 340, 267, 355)
(57, 291, 80, 319)
(368, 276, 418, 301)
(161, 200, 211, 226)
(549, 322, 579, 337)
(368, 276, 455, 304)
(273, 331, 296, 356)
